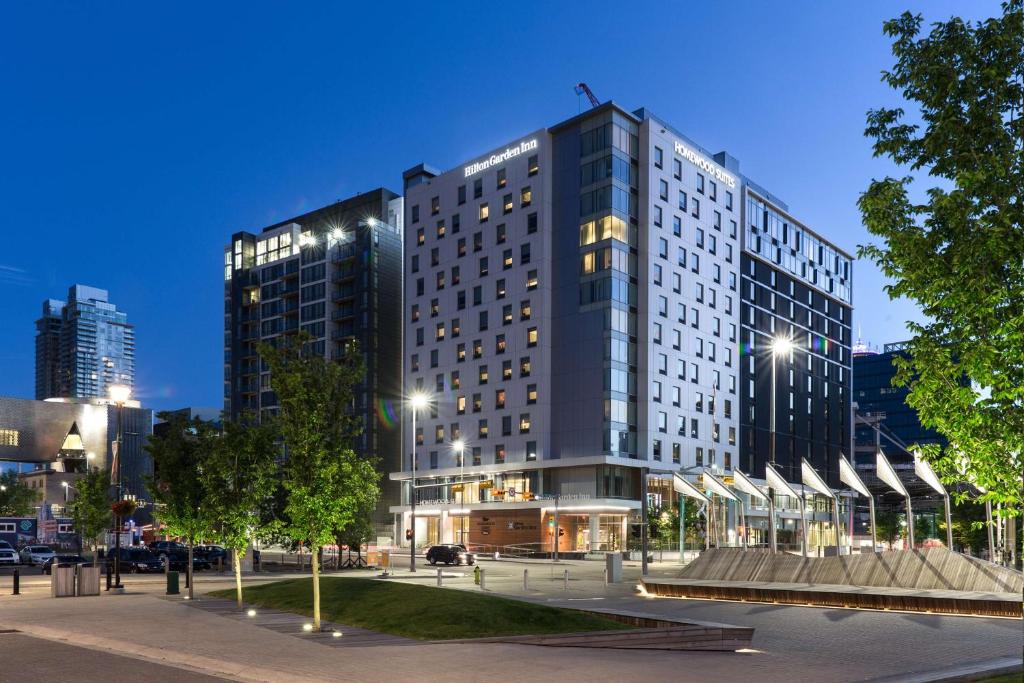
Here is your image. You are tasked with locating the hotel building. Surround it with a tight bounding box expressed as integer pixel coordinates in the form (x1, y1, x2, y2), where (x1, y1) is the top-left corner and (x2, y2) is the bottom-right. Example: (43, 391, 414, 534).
(391, 102, 853, 554)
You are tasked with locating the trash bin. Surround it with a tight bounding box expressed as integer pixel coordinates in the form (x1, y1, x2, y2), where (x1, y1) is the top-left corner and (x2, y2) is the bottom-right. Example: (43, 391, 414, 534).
(77, 564, 101, 596)
(51, 564, 76, 597)
(166, 571, 179, 595)
(605, 553, 623, 584)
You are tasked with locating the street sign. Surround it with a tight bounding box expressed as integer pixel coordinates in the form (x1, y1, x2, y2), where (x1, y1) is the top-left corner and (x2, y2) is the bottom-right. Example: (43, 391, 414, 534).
(507, 487, 516, 497)
(479, 480, 494, 489)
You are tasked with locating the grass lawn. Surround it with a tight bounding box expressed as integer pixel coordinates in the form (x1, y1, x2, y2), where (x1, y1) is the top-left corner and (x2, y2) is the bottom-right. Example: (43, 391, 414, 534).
(209, 577, 632, 640)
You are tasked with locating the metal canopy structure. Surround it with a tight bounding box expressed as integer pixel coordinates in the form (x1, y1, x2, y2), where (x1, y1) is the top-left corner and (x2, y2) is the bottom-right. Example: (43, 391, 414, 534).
(673, 473, 709, 557)
(914, 450, 953, 549)
(802, 458, 840, 556)
(840, 453, 876, 550)
(702, 470, 738, 550)
(767, 464, 809, 556)
(877, 448, 914, 547)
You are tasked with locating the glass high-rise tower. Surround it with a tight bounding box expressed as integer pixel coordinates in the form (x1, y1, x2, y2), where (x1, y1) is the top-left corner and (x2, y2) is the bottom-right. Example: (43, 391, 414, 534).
(34, 285, 135, 400)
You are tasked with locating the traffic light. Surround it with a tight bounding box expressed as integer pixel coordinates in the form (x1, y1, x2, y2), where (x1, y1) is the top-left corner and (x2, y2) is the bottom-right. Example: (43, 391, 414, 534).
(630, 523, 642, 539)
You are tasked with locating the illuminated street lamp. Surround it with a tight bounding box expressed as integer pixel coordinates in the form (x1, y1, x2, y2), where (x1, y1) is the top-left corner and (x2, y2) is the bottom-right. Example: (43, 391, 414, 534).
(408, 391, 430, 572)
(108, 383, 130, 591)
(767, 336, 792, 554)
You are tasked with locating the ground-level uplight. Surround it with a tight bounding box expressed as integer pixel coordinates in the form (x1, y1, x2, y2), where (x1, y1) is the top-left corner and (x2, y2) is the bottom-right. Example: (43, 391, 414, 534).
(332, 631, 343, 638)
(247, 609, 256, 617)
(302, 623, 313, 632)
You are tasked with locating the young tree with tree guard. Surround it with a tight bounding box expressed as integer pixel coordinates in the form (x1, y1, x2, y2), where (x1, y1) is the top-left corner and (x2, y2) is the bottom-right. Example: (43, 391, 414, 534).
(203, 414, 279, 608)
(859, 2, 1023, 513)
(146, 413, 218, 600)
(260, 334, 381, 631)
(67, 468, 112, 565)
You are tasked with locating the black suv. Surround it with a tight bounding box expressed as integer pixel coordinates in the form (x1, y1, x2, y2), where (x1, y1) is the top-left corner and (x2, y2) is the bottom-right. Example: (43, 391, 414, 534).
(426, 544, 475, 566)
(106, 547, 164, 573)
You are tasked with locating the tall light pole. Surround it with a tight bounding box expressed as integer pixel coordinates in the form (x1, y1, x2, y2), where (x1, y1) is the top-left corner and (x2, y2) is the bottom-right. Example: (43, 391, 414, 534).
(109, 383, 130, 590)
(408, 391, 429, 572)
(453, 439, 465, 545)
(768, 336, 791, 554)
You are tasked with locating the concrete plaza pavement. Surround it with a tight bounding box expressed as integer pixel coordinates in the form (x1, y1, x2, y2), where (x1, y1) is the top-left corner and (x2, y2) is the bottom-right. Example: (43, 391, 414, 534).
(0, 559, 1020, 682)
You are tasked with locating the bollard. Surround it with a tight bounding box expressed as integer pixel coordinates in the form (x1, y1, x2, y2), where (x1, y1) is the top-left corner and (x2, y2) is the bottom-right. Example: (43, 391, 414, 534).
(603, 568, 608, 587)
(523, 568, 529, 591)
(473, 565, 481, 585)
(563, 569, 569, 590)
(436, 568, 442, 587)
(12, 568, 19, 595)
(479, 567, 486, 591)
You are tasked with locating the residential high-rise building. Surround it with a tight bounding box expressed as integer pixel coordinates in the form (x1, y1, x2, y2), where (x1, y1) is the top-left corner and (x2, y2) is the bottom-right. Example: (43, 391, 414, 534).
(34, 285, 135, 400)
(35, 299, 64, 400)
(395, 101, 853, 552)
(223, 189, 404, 537)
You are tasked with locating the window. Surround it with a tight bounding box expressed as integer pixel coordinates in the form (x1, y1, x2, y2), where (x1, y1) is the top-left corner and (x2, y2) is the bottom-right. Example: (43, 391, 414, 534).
(659, 179, 668, 200)
(478, 419, 488, 438)
(412, 205, 420, 223)
(458, 185, 466, 205)
(410, 304, 420, 322)
(653, 380, 662, 402)
(435, 424, 444, 444)
(520, 356, 531, 376)
(654, 146, 663, 168)
(496, 278, 506, 299)
(521, 186, 532, 207)
(472, 447, 482, 466)
(519, 413, 531, 433)
(526, 384, 537, 404)
(658, 412, 667, 433)
(410, 354, 419, 372)
(725, 191, 733, 210)
(473, 178, 482, 199)
(495, 444, 506, 463)
(709, 180, 717, 202)
(479, 257, 488, 277)
(479, 203, 489, 222)
(502, 305, 513, 325)
(502, 360, 512, 380)
(473, 393, 482, 412)
(673, 158, 682, 179)
(658, 237, 668, 259)
(474, 232, 483, 252)
(654, 205, 663, 227)
(528, 154, 539, 176)
(497, 168, 507, 188)
(527, 327, 538, 347)
(521, 242, 532, 265)
(451, 370, 460, 389)
(458, 238, 467, 257)
(673, 215, 681, 237)
(495, 388, 506, 409)
(478, 310, 488, 331)
(496, 223, 506, 244)
(520, 299, 532, 320)
(526, 440, 537, 461)
(502, 415, 512, 435)
(653, 263, 662, 285)
(696, 173, 705, 194)
(527, 212, 538, 233)
(435, 322, 445, 341)
(526, 270, 538, 290)
(495, 333, 506, 353)
(456, 343, 466, 362)
(678, 190, 687, 212)
(478, 364, 489, 384)
(692, 197, 700, 219)
(411, 254, 419, 273)
(502, 249, 513, 270)
(431, 196, 440, 215)
(653, 439, 662, 460)
(503, 194, 513, 214)
(416, 227, 425, 245)
(473, 339, 483, 358)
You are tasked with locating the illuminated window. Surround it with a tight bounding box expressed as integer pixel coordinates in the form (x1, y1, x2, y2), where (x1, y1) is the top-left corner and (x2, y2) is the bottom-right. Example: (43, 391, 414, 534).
(526, 384, 537, 404)
(527, 154, 539, 176)
(520, 300, 531, 320)
(503, 194, 513, 214)
(435, 425, 444, 443)
(495, 389, 506, 409)
(520, 186, 532, 207)
(478, 419, 488, 438)
(503, 360, 512, 380)
(431, 196, 440, 215)
(457, 396, 466, 414)
(436, 220, 446, 238)
(473, 340, 483, 359)
(526, 328, 538, 347)
(435, 323, 445, 341)
(479, 203, 489, 222)
(526, 270, 538, 290)
(478, 365, 489, 384)
(495, 334, 506, 353)
(497, 168, 507, 189)
(519, 356, 531, 377)
(519, 413, 531, 433)
(0, 429, 18, 446)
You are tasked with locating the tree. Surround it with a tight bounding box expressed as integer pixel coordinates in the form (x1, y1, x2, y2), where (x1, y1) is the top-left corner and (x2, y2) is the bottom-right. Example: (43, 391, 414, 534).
(0, 471, 38, 517)
(203, 414, 279, 607)
(858, 2, 1024, 512)
(146, 413, 218, 599)
(67, 468, 111, 564)
(260, 334, 381, 631)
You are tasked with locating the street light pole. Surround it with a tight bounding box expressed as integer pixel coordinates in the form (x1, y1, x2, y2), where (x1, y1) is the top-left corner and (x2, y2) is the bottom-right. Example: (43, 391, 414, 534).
(408, 392, 429, 573)
(768, 337, 790, 554)
(109, 384, 130, 591)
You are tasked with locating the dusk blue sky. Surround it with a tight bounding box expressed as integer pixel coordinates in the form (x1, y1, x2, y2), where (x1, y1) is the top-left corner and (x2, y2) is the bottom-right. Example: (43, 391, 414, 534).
(0, 1, 1001, 412)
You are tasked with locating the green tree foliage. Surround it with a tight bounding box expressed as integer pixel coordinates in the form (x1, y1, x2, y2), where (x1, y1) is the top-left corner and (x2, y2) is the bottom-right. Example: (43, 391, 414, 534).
(858, 2, 1024, 511)
(67, 468, 112, 564)
(146, 413, 218, 599)
(0, 471, 38, 517)
(260, 334, 381, 631)
(203, 414, 280, 607)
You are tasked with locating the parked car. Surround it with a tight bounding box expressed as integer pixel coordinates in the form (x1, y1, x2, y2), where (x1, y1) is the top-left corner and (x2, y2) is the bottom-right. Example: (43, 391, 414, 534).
(194, 545, 228, 564)
(426, 544, 475, 566)
(0, 541, 18, 565)
(106, 547, 164, 573)
(42, 554, 87, 574)
(161, 548, 211, 572)
(19, 545, 55, 566)
(148, 540, 187, 555)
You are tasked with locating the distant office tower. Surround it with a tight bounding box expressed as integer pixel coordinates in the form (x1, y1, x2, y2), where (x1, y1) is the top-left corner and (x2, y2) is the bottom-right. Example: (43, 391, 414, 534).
(223, 189, 404, 537)
(34, 285, 135, 400)
(35, 299, 64, 400)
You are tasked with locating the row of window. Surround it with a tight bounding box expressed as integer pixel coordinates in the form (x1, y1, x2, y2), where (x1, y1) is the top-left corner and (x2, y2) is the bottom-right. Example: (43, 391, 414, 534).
(417, 439, 539, 469)
(412, 356, 534, 393)
(415, 413, 533, 443)
(410, 155, 540, 225)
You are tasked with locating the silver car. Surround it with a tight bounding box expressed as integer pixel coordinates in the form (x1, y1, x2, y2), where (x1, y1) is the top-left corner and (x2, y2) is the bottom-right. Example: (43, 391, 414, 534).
(0, 541, 18, 565)
(19, 545, 55, 566)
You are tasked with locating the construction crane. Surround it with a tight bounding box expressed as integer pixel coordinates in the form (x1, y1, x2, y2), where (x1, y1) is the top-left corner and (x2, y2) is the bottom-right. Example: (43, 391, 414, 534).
(575, 82, 600, 109)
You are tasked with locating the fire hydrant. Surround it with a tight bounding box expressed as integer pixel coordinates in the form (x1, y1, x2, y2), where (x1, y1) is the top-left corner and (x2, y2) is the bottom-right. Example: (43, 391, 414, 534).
(473, 565, 481, 585)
